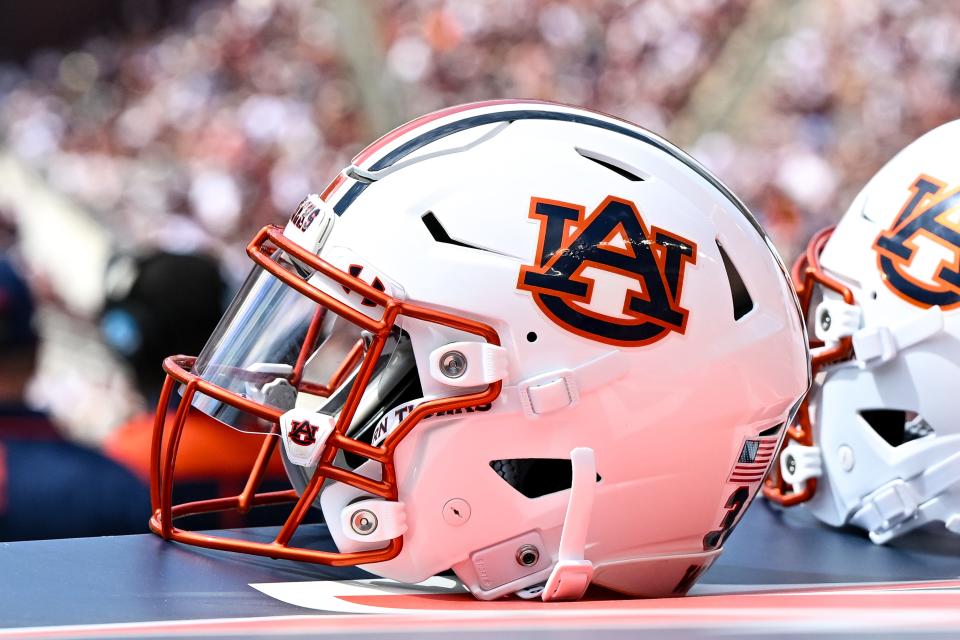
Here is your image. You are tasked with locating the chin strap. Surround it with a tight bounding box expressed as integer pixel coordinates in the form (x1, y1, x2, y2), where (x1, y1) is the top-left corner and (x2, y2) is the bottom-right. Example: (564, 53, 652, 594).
(541, 447, 596, 602)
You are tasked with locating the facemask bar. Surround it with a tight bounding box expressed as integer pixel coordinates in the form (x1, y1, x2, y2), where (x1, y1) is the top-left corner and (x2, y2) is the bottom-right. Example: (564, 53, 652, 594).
(291, 307, 365, 397)
(763, 226, 855, 506)
(149, 224, 502, 566)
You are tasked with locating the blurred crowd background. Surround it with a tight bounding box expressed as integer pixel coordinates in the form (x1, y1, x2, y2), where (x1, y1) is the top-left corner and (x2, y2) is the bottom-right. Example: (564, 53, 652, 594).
(2, 0, 960, 539)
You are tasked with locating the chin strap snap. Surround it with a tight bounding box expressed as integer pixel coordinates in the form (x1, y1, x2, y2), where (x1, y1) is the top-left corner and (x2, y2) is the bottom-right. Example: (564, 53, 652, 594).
(541, 447, 596, 602)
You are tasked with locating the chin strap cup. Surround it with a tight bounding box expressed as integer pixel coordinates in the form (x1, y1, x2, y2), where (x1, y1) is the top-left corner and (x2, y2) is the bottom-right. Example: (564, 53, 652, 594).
(542, 447, 596, 602)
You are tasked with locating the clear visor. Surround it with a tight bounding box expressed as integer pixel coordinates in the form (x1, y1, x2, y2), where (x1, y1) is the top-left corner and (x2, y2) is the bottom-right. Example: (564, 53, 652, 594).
(189, 250, 419, 439)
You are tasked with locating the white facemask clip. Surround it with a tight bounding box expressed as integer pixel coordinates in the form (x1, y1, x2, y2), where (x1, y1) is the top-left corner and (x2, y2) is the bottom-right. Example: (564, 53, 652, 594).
(541, 446, 596, 602)
(779, 441, 823, 493)
(279, 408, 335, 468)
(814, 298, 861, 344)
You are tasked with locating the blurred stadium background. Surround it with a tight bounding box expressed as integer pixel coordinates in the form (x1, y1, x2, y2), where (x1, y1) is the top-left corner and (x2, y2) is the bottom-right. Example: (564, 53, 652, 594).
(1, 0, 959, 533)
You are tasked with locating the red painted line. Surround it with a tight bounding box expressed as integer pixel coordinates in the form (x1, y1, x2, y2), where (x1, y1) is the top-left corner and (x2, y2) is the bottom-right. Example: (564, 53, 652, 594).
(747, 579, 960, 595)
(319, 173, 347, 202)
(5, 581, 960, 639)
(351, 99, 551, 166)
(318, 100, 554, 207)
(4, 603, 960, 639)
(337, 587, 960, 613)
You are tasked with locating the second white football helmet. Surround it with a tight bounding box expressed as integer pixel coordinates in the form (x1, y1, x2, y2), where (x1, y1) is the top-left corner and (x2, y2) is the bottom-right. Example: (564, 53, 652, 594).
(766, 120, 960, 543)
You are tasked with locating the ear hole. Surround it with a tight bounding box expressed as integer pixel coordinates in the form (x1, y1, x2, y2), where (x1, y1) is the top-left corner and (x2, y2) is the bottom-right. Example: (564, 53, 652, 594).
(575, 147, 647, 182)
(859, 409, 933, 447)
(716, 240, 754, 320)
(490, 458, 601, 499)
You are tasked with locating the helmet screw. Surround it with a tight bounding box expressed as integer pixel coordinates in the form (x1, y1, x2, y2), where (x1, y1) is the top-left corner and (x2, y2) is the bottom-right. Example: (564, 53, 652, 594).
(785, 453, 797, 475)
(350, 509, 378, 536)
(820, 309, 832, 331)
(439, 351, 467, 378)
(838, 445, 855, 472)
(516, 544, 540, 567)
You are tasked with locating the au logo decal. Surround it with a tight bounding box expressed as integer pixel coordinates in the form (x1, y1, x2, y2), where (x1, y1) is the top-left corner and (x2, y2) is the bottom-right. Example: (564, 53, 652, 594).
(517, 195, 697, 347)
(874, 175, 960, 309)
(287, 419, 320, 447)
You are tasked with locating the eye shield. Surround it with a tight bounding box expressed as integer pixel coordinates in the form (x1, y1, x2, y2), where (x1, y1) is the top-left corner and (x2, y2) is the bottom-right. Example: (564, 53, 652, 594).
(149, 221, 502, 566)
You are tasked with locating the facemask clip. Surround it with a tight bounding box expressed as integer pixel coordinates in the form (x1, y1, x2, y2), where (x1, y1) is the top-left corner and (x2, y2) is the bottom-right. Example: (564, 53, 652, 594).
(429, 341, 508, 388)
(279, 408, 335, 467)
(340, 499, 408, 543)
(814, 299, 861, 344)
(779, 442, 822, 488)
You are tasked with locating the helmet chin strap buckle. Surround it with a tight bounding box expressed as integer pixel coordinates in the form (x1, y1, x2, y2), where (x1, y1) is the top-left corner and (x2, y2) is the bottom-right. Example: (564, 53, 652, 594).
(541, 447, 596, 602)
(851, 448, 960, 543)
(852, 480, 920, 544)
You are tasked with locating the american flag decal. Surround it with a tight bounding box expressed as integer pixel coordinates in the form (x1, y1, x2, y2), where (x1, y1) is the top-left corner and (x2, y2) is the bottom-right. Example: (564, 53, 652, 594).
(727, 436, 777, 483)
(738, 440, 760, 463)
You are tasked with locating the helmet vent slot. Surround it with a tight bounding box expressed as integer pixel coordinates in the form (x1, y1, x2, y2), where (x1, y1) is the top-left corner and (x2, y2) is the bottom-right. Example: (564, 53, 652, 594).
(422, 211, 476, 249)
(758, 422, 784, 437)
(860, 409, 932, 447)
(575, 147, 646, 182)
(421, 212, 517, 258)
(490, 458, 601, 499)
(716, 240, 754, 320)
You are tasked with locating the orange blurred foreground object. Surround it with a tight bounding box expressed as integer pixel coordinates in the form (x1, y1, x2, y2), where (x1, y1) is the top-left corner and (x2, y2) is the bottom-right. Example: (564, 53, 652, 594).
(104, 408, 286, 484)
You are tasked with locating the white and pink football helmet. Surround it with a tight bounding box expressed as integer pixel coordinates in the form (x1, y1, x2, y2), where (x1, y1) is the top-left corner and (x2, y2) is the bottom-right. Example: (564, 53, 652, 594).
(766, 120, 960, 543)
(150, 100, 809, 600)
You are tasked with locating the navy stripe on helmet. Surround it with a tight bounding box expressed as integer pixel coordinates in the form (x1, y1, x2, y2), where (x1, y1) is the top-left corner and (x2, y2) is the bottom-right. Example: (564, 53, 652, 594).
(331, 109, 765, 241)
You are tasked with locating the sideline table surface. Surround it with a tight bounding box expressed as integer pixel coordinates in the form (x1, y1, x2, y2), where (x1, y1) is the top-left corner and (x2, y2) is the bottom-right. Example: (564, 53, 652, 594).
(1, 501, 958, 637)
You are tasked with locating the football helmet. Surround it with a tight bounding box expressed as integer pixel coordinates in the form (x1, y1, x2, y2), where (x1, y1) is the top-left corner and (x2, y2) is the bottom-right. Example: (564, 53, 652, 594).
(765, 120, 960, 543)
(150, 100, 808, 600)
